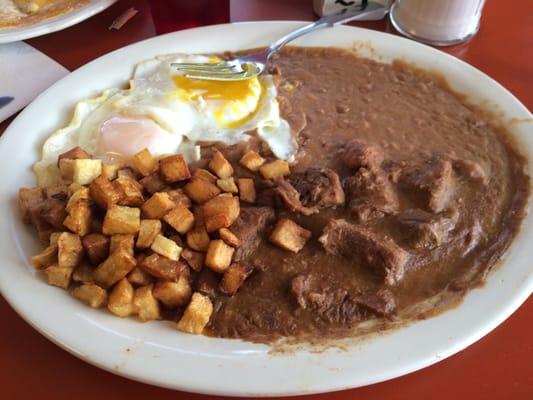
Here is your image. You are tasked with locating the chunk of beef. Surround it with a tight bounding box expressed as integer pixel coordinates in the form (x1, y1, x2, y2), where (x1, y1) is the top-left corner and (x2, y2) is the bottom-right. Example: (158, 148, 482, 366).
(400, 157, 454, 213)
(230, 207, 275, 262)
(341, 139, 384, 171)
(398, 208, 459, 249)
(319, 219, 410, 285)
(274, 180, 318, 216)
(453, 159, 488, 185)
(345, 167, 399, 222)
(290, 168, 345, 209)
(356, 289, 396, 316)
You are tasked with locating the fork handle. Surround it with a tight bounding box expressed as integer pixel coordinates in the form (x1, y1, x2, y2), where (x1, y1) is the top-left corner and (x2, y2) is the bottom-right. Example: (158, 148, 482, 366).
(267, 1, 388, 58)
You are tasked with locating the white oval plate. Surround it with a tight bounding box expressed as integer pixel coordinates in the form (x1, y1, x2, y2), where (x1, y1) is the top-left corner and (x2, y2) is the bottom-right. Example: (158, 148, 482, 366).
(0, 22, 531, 397)
(0, 0, 116, 43)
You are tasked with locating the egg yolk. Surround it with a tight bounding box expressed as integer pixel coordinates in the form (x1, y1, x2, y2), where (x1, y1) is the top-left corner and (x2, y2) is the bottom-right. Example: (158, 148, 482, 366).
(172, 75, 259, 102)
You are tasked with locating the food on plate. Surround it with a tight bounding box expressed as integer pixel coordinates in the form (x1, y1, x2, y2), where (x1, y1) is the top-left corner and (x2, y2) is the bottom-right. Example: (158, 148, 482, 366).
(19, 47, 529, 343)
(0, 0, 87, 28)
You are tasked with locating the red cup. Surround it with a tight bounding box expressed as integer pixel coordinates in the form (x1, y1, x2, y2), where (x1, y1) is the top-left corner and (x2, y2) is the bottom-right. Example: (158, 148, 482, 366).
(150, 0, 230, 35)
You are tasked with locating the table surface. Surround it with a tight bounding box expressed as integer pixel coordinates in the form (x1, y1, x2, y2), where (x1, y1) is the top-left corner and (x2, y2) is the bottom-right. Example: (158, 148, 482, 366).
(1, 0, 532, 398)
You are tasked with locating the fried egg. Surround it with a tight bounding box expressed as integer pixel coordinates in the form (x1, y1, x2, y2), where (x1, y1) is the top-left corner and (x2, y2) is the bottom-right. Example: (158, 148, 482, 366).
(34, 54, 296, 186)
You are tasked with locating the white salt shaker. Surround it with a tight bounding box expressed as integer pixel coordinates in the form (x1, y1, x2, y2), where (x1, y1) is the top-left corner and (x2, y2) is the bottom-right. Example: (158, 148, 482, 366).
(389, 0, 487, 45)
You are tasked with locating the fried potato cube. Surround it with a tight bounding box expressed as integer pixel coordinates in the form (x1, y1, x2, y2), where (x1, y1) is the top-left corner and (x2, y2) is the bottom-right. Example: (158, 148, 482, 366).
(181, 248, 204, 272)
(269, 218, 311, 253)
(102, 162, 124, 180)
(163, 206, 195, 234)
(108, 278, 134, 317)
(239, 150, 265, 172)
(102, 205, 141, 235)
(208, 150, 233, 179)
(72, 261, 95, 284)
(40, 198, 68, 229)
(133, 148, 158, 177)
(205, 240, 234, 273)
(186, 226, 210, 252)
(128, 266, 153, 286)
(57, 146, 91, 164)
(216, 177, 238, 194)
(193, 168, 217, 184)
(110, 234, 135, 255)
(41, 268, 62, 294)
(90, 175, 122, 209)
(136, 219, 162, 249)
(82, 233, 109, 265)
(220, 263, 253, 296)
(140, 253, 180, 280)
(150, 234, 182, 261)
(176, 292, 213, 334)
(66, 186, 89, 211)
(68, 182, 84, 196)
(18, 187, 44, 223)
(218, 228, 241, 248)
(63, 199, 92, 236)
(49, 232, 62, 246)
(94, 247, 137, 287)
(165, 188, 192, 208)
(44, 183, 68, 200)
(114, 177, 144, 207)
(259, 159, 290, 180)
(202, 194, 240, 232)
(153, 277, 192, 308)
(31, 244, 58, 269)
(57, 232, 83, 268)
(159, 154, 191, 183)
(237, 178, 256, 203)
(70, 159, 103, 185)
(139, 172, 167, 194)
(141, 192, 176, 219)
(133, 284, 161, 321)
(71, 283, 107, 308)
(184, 177, 221, 204)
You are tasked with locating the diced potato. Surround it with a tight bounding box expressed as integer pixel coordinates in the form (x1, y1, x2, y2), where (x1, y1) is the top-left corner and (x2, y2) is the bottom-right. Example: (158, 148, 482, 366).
(82, 233, 109, 265)
(67, 182, 84, 197)
(186, 225, 210, 252)
(45, 264, 73, 289)
(102, 205, 141, 235)
(133, 284, 161, 321)
(176, 292, 213, 334)
(163, 206, 195, 234)
(89, 175, 122, 209)
(127, 266, 153, 286)
(259, 159, 290, 180)
(159, 154, 191, 183)
(40, 198, 68, 229)
(216, 177, 238, 194)
(239, 150, 265, 172)
(153, 277, 192, 308)
(71, 283, 107, 308)
(58, 159, 75, 181)
(132, 148, 158, 177)
(114, 177, 144, 207)
(108, 278, 134, 317)
(65, 186, 89, 212)
(71, 159, 103, 185)
(150, 234, 182, 261)
(57, 232, 83, 268)
(140, 253, 180, 280)
(184, 177, 221, 204)
(44, 184, 68, 200)
(57, 146, 91, 163)
(93, 247, 137, 287)
(269, 218, 311, 253)
(63, 199, 92, 236)
(202, 194, 240, 232)
(49, 232, 62, 246)
(72, 261, 95, 284)
(102, 162, 124, 180)
(117, 167, 138, 181)
(218, 228, 241, 247)
(165, 188, 192, 208)
(18, 187, 44, 223)
(142, 192, 176, 219)
(181, 248, 204, 272)
(109, 234, 135, 255)
(237, 178, 256, 203)
(220, 263, 253, 296)
(31, 244, 58, 269)
(205, 239, 234, 273)
(139, 172, 167, 194)
(209, 150, 233, 179)
(193, 168, 217, 184)
(136, 219, 162, 249)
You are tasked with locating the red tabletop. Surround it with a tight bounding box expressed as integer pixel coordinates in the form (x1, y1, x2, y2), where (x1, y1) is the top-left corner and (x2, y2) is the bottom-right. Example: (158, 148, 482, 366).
(1, 1, 532, 398)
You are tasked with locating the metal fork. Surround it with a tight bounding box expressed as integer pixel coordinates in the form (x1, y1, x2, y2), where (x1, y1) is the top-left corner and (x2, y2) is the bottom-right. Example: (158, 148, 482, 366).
(171, 1, 389, 81)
